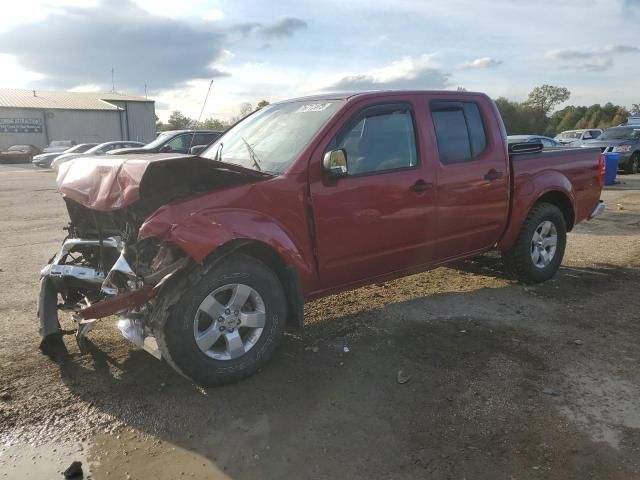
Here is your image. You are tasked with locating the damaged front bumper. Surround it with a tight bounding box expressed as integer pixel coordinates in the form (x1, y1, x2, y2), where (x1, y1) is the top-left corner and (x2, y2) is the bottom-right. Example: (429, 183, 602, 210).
(38, 236, 187, 358)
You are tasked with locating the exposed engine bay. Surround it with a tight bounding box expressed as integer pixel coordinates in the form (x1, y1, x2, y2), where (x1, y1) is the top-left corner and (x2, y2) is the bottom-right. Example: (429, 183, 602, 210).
(39, 154, 267, 357)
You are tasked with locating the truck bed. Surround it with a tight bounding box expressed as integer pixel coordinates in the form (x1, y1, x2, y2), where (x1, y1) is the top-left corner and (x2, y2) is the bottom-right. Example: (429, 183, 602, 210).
(507, 146, 602, 238)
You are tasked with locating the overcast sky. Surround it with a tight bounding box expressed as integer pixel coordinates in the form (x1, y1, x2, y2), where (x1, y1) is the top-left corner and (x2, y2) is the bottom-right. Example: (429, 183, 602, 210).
(0, 0, 639, 121)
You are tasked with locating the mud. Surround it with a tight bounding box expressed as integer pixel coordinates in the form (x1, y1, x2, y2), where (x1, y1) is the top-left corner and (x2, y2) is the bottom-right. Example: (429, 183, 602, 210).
(1, 165, 639, 479)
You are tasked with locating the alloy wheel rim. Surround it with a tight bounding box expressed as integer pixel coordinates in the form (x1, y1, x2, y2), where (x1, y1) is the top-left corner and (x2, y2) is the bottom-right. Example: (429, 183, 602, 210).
(193, 283, 265, 361)
(530, 220, 558, 269)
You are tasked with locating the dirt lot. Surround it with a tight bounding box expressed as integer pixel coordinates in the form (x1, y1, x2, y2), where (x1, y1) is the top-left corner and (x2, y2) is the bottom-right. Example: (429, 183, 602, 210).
(1, 164, 639, 479)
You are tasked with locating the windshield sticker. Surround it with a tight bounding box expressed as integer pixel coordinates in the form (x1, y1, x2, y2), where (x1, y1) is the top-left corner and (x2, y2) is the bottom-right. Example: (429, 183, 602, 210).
(295, 103, 333, 113)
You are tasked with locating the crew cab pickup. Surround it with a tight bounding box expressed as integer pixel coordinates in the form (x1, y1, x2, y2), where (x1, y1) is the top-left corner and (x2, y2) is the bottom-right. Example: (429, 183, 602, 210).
(40, 90, 605, 386)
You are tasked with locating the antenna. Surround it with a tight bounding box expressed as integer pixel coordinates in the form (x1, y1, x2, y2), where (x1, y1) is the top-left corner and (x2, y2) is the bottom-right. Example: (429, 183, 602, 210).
(111, 67, 115, 93)
(144, 83, 148, 99)
(189, 79, 214, 151)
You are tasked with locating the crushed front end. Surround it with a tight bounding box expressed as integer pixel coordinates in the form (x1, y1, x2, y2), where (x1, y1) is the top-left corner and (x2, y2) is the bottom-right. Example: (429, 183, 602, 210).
(38, 197, 189, 358)
(39, 154, 267, 361)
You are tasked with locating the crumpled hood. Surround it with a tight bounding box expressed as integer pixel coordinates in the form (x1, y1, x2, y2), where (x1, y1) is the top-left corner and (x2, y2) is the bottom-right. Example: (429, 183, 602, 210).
(56, 153, 200, 211)
(56, 153, 269, 212)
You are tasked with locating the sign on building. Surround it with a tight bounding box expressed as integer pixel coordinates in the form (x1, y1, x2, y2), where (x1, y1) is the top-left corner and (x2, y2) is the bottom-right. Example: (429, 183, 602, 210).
(0, 117, 43, 133)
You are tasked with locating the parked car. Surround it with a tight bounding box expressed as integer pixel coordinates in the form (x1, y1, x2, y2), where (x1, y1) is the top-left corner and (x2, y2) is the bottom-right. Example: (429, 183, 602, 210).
(43, 140, 76, 154)
(51, 141, 145, 171)
(41, 90, 604, 386)
(507, 135, 564, 148)
(0, 145, 40, 164)
(582, 125, 640, 174)
(107, 130, 223, 155)
(32, 143, 98, 169)
(554, 129, 602, 145)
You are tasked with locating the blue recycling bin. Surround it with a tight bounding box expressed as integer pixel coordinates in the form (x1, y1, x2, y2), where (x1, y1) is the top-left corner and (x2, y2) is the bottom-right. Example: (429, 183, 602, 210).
(604, 152, 619, 186)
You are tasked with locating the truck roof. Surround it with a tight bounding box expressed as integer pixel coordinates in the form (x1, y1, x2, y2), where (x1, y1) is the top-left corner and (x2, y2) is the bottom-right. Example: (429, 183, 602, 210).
(275, 90, 487, 104)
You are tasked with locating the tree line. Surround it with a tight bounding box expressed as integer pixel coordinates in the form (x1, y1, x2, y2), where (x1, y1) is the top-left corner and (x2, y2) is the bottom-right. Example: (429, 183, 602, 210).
(157, 87, 639, 137)
(496, 84, 638, 137)
(156, 100, 270, 132)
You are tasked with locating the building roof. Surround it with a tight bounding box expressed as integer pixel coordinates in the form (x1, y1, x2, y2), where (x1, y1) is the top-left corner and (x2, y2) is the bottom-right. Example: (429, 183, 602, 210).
(0, 88, 153, 111)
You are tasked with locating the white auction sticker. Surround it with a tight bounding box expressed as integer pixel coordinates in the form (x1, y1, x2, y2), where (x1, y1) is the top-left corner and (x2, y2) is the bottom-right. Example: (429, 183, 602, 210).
(295, 103, 333, 113)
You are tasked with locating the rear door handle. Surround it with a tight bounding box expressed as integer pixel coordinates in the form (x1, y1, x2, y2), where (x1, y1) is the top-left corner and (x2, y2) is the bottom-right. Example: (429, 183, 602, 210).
(410, 180, 433, 193)
(484, 169, 503, 181)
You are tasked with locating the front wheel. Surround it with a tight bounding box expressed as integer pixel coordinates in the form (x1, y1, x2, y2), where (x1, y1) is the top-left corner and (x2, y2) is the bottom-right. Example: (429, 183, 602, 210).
(157, 254, 287, 386)
(502, 202, 567, 284)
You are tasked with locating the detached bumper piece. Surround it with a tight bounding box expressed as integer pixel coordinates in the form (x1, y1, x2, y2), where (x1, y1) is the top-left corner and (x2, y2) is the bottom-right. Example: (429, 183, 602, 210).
(588, 200, 605, 220)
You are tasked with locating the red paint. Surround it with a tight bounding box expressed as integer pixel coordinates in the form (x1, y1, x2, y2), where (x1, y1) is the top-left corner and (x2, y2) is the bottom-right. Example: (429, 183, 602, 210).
(59, 91, 603, 301)
(79, 286, 154, 319)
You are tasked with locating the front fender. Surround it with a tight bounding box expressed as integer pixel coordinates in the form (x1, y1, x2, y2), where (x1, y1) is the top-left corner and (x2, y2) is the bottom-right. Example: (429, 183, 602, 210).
(138, 205, 314, 288)
(497, 170, 576, 251)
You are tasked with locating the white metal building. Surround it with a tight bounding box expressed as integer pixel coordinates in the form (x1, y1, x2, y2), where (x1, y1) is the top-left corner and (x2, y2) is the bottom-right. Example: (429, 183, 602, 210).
(0, 89, 156, 150)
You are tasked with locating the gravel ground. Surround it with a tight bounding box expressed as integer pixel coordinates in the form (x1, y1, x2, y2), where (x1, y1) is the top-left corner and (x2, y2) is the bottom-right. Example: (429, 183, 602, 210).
(1, 164, 639, 479)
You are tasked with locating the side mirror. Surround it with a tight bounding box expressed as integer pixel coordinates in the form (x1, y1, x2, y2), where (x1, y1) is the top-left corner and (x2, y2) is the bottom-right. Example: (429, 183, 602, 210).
(159, 144, 172, 153)
(323, 149, 348, 178)
(190, 145, 207, 155)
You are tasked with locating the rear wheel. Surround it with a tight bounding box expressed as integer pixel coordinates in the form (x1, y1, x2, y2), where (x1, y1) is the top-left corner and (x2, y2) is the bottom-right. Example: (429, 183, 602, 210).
(157, 254, 287, 386)
(502, 202, 567, 284)
(624, 153, 639, 175)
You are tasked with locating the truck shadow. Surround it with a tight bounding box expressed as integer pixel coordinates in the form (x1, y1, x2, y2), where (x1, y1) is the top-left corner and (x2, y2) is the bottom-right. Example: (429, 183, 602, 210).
(52, 262, 640, 480)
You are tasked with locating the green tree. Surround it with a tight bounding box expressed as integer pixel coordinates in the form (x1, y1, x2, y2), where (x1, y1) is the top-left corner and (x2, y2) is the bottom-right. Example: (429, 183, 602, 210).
(495, 97, 548, 135)
(199, 117, 229, 130)
(155, 114, 165, 132)
(167, 110, 194, 130)
(526, 85, 570, 114)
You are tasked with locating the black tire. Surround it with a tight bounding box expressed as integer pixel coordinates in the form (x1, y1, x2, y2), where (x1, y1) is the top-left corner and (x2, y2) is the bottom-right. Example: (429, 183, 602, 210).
(157, 254, 287, 386)
(502, 202, 567, 284)
(624, 153, 639, 175)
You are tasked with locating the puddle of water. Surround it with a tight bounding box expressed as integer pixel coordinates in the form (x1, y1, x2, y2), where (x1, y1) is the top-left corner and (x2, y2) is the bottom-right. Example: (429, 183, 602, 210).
(0, 430, 232, 480)
(0, 440, 88, 479)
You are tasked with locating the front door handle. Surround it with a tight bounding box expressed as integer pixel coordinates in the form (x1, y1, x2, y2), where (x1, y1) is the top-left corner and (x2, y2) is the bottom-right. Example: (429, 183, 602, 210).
(484, 169, 503, 181)
(410, 180, 433, 193)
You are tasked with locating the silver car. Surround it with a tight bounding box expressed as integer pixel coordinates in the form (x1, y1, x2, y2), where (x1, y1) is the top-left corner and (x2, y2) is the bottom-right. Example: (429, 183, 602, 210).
(52, 141, 144, 171)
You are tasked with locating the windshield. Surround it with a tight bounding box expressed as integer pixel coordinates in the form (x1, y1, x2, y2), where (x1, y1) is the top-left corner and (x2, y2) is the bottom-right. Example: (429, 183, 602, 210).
(598, 127, 640, 141)
(201, 100, 344, 174)
(143, 133, 174, 150)
(555, 131, 581, 140)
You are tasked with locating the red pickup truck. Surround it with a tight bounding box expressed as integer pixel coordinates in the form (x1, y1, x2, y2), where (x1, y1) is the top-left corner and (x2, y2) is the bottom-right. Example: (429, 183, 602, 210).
(40, 90, 604, 385)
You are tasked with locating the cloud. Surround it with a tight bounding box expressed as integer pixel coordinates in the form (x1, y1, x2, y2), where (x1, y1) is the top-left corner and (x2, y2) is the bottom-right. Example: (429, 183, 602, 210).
(459, 57, 503, 69)
(0, 0, 229, 92)
(228, 16, 308, 39)
(0, 0, 307, 93)
(259, 17, 308, 38)
(544, 44, 640, 71)
(323, 54, 451, 91)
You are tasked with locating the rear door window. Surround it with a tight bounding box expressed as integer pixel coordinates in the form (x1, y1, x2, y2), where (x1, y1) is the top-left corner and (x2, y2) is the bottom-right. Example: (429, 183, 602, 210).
(430, 101, 487, 164)
(192, 133, 218, 146)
